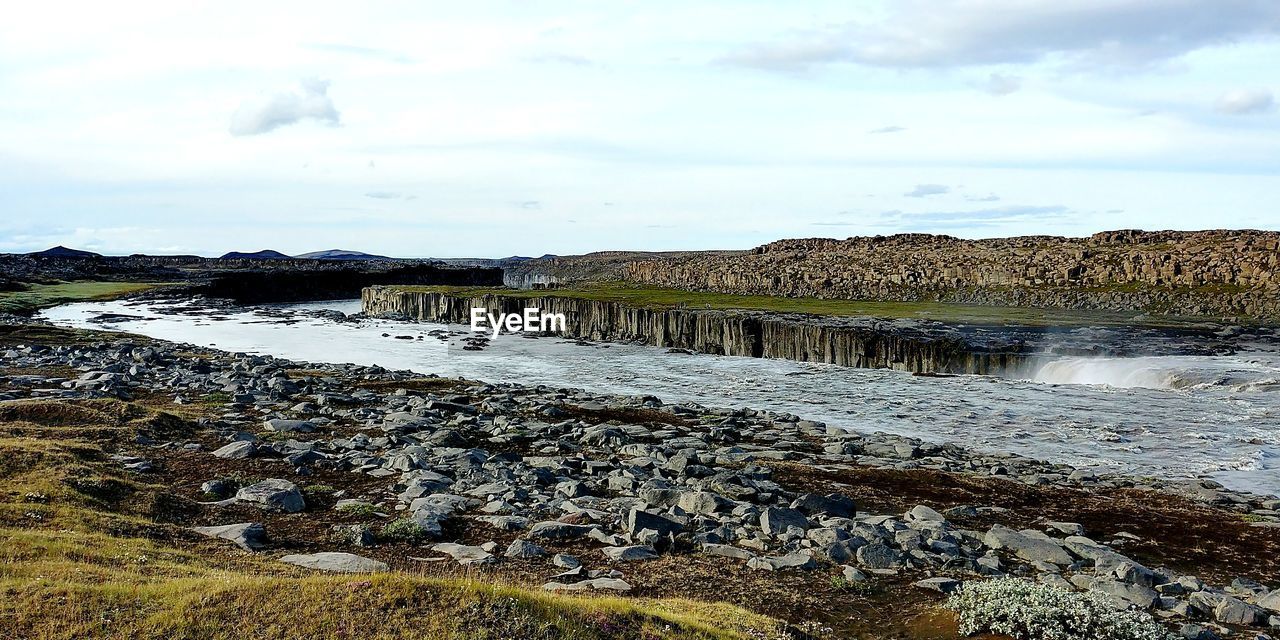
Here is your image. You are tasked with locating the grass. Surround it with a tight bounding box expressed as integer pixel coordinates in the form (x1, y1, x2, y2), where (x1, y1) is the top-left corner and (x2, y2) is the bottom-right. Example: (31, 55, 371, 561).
(388, 282, 1223, 328)
(0, 395, 789, 640)
(0, 280, 167, 315)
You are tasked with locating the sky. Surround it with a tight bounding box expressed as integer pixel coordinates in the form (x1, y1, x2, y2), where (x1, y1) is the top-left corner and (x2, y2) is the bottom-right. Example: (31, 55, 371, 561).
(1, 0, 1278, 258)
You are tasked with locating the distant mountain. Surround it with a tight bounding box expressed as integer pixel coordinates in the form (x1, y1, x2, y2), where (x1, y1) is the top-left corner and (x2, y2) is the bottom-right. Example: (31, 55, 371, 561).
(219, 250, 291, 260)
(294, 249, 392, 261)
(28, 246, 101, 259)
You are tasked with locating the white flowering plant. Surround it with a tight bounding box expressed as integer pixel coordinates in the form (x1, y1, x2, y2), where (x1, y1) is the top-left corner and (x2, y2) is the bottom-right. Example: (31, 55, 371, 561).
(945, 579, 1174, 640)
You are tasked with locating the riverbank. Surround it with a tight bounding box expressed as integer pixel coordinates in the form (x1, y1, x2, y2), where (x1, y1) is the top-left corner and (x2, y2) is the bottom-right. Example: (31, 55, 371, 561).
(3, 320, 1279, 639)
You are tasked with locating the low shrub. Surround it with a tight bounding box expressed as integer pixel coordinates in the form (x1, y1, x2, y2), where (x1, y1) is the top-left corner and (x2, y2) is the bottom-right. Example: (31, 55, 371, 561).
(945, 579, 1173, 640)
(380, 518, 430, 543)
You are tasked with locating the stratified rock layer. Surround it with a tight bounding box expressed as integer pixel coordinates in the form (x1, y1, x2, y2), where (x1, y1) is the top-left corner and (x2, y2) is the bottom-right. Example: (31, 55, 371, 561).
(363, 287, 1038, 374)
(620, 230, 1280, 320)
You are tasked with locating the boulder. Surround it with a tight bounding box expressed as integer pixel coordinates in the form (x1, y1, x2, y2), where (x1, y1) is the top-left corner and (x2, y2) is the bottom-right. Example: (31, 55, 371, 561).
(759, 506, 809, 536)
(984, 525, 1073, 565)
(279, 552, 387, 573)
(236, 479, 305, 513)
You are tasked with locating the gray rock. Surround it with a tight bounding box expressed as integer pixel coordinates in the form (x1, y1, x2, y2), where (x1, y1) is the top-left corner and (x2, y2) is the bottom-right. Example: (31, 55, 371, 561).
(856, 543, 906, 570)
(913, 577, 961, 594)
(265, 418, 314, 433)
(905, 505, 946, 524)
(553, 554, 581, 569)
(625, 509, 682, 537)
(279, 552, 388, 573)
(528, 521, 597, 540)
(212, 441, 255, 459)
(1212, 595, 1261, 625)
(504, 539, 548, 559)
(759, 506, 809, 536)
(701, 543, 755, 560)
(191, 522, 266, 551)
(236, 479, 305, 513)
(543, 578, 631, 592)
(602, 545, 658, 562)
(431, 542, 496, 566)
(984, 524, 1073, 565)
(747, 552, 817, 571)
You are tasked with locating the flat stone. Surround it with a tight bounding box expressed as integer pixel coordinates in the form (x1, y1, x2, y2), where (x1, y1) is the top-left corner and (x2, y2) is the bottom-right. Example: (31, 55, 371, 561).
(265, 418, 314, 433)
(212, 441, 255, 459)
(984, 524, 1073, 566)
(701, 543, 755, 560)
(746, 552, 817, 571)
(602, 545, 658, 562)
(543, 578, 631, 592)
(431, 542, 496, 566)
(528, 521, 598, 540)
(913, 577, 961, 594)
(191, 522, 266, 551)
(279, 552, 387, 573)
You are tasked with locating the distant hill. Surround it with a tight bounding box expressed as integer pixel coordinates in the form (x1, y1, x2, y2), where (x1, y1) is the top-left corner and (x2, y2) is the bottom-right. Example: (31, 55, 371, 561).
(28, 246, 101, 259)
(219, 250, 291, 260)
(294, 249, 392, 261)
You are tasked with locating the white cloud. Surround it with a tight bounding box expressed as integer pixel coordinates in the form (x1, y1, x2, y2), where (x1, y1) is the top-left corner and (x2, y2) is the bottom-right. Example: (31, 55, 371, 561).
(983, 73, 1023, 96)
(723, 0, 1280, 72)
(1215, 89, 1275, 114)
(229, 78, 341, 136)
(905, 184, 950, 198)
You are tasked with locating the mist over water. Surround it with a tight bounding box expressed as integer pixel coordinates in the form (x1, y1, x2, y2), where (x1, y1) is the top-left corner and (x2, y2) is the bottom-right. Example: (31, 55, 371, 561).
(40, 299, 1280, 495)
(1026, 356, 1280, 392)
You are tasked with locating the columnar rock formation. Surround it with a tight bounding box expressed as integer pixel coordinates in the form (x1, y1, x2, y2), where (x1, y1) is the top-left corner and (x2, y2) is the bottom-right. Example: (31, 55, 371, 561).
(621, 230, 1280, 320)
(363, 287, 1044, 375)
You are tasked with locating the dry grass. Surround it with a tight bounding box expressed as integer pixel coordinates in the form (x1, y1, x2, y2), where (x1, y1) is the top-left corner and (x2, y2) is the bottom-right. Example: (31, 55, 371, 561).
(0, 397, 791, 640)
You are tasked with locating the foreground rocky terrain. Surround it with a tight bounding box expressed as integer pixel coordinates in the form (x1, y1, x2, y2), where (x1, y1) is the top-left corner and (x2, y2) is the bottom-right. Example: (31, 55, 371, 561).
(4, 320, 1280, 638)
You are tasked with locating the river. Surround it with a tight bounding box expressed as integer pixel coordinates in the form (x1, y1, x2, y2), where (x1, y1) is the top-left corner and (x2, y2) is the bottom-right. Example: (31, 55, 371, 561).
(41, 298, 1280, 495)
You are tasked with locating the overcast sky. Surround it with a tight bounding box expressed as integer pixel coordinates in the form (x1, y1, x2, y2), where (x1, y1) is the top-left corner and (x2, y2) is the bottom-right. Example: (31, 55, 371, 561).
(2, 1, 1278, 257)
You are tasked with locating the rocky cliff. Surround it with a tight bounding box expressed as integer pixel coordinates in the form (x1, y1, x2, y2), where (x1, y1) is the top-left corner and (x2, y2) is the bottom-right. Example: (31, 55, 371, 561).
(621, 230, 1280, 320)
(363, 287, 1056, 374)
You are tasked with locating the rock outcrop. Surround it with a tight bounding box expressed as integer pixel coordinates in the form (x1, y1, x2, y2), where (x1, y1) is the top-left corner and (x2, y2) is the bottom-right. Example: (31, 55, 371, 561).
(620, 230, 1280, 320)
(363, 287, 1042, 374)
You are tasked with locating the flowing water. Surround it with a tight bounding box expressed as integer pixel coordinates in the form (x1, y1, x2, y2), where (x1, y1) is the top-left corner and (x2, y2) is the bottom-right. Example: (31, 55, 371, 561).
(40, 299, 1280, 495)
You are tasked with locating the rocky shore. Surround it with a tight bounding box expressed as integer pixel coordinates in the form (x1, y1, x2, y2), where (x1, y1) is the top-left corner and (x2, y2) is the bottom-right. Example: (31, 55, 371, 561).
(4, 320, 1280, 638)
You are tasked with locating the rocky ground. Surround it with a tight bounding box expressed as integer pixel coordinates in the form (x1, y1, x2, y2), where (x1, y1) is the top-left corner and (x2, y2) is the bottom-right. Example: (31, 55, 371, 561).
(4, 320, 1280, 639)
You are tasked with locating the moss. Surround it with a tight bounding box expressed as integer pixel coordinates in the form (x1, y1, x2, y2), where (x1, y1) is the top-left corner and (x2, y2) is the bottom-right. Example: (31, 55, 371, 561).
(386, 282, 1219, 328)
(0, 280, 169, 315)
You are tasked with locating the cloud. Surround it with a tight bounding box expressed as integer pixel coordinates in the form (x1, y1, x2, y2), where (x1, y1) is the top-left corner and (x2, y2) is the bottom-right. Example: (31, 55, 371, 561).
(526, 53, 594, 66)
(905, 184, 950, 198)
(721, 1, 1280, 72)
(878, 204, 1071, 229)
(302, 43, 413, 64)
(364, 191, 403, 200)
(520, 200, 541, 209)
(983, 73, 1023, 96)
(868, 125, 906, 134)
(966, 193, 1001, 202)
(229, 78, 341, 136)
(1215, 89, 1275, 114)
